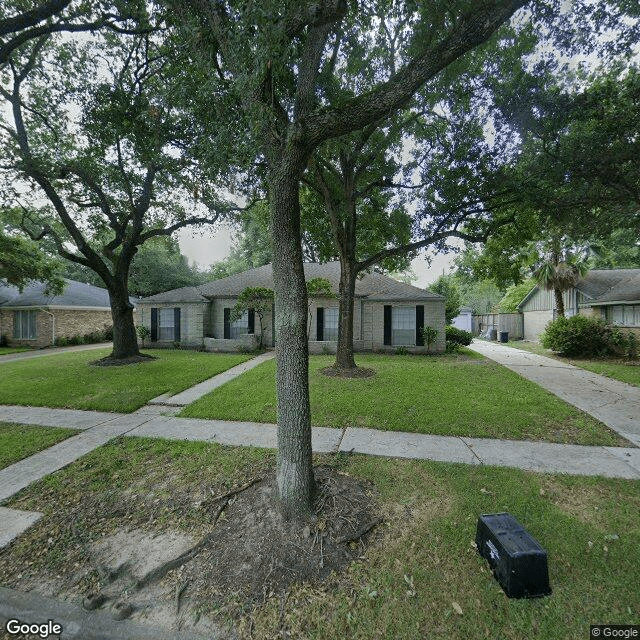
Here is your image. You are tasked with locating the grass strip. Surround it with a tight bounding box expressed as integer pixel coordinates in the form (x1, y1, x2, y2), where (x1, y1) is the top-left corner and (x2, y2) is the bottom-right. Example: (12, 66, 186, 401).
(181, 353, 624, 445)
(0, 422, 79, 470)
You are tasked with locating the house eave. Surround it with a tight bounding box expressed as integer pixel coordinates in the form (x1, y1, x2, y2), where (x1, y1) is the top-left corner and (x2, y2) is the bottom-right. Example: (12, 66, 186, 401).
(581, 299, 640, 307)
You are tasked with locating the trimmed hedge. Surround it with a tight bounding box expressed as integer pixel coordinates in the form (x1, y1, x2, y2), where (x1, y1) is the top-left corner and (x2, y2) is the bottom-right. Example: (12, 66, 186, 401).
(541, 315, 637, 359)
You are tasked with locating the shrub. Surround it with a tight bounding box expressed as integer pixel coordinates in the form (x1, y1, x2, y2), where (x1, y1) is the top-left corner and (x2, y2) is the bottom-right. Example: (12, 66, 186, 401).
(395, 346, 409, 355)
(541, 315, 638, 358)
(445, 325, 473, 352)
(136, 325, 151, 347)
(422, 326, 438, 352)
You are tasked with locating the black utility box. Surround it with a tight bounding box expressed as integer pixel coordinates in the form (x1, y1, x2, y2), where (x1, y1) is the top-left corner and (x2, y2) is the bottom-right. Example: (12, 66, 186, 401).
(475, 513, 551, 598)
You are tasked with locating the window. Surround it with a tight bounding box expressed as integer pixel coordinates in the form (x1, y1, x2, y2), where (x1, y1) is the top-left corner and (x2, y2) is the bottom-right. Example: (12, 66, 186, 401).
(158, 308, 175, 341)
(13, 310, 37, 339)
(392, 306, 415, 346)
(230, 311, 248, 339)
(323, 308, 338, 341)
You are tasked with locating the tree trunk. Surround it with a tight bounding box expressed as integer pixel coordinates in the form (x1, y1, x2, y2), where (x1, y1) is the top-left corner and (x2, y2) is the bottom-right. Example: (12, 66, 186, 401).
(270, 157, 315, 519)
(554, 287, 565, 318)
(108, 283, 140, 359)
(335, 258, 357, 369)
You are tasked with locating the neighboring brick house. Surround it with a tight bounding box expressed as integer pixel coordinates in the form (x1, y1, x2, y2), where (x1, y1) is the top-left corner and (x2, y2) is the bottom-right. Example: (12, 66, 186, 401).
(0, 279, 115, 348)
(517, 269, 640, 341)
(137, 262, 446, 353)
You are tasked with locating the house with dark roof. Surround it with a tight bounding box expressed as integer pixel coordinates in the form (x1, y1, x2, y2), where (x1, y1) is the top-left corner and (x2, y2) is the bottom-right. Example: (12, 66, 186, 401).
(517, 269, 640, 341)
(0, 279, 115, 348)
(137, 262, 446, 353)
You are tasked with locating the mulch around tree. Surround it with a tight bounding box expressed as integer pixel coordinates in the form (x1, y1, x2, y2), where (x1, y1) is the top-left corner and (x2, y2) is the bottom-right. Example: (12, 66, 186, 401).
(91, 353, 158, 366)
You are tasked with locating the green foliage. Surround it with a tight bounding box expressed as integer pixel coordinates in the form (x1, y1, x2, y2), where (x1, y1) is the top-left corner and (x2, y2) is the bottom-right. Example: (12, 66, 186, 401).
(429, 275, 462, 324)
(136, 325, 151, 347)
(541, 316, 637, 359)
(445, 325, 473, 352)
(394, 346, 409, 356)
(498, 279, 535, 312)
(422, 326, 438, 352)
(232, 286, 274, 349)
(0, 227, 65, 293)
(306, 278, 334, 298)
(55, 328, 111, 347)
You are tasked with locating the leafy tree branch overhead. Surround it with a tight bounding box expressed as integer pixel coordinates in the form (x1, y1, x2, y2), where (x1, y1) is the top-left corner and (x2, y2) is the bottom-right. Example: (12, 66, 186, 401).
(0, 8, 237, 360)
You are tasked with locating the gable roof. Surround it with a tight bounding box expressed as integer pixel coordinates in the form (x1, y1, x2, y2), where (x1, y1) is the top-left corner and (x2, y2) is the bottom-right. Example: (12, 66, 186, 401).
(140, 262, 443, 304)
(1, 279, 113, 309)
(517, 268, 640, 310)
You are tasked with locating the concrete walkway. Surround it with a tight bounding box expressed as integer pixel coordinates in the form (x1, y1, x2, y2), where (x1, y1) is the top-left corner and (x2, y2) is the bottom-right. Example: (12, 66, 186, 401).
(147, 350, 275, 407)
(0, 342, 112, 364)
(469, 340, 640, 447)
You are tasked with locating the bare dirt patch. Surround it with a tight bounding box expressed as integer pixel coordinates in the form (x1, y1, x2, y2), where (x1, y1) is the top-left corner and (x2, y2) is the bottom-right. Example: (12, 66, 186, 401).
(0, 466, 382, 636)
(321, 366, 376, 378)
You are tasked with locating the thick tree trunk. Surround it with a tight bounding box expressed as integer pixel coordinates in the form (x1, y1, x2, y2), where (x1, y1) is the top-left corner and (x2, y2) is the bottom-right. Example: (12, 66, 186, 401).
(270, 157, 315, 519)
(554, 287, 565, 318)
(108, 284, 140, 359)
(335, 258, 357, 369)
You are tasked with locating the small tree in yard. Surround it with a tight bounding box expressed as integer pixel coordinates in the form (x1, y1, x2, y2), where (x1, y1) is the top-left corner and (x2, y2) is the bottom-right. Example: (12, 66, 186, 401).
(422, 327, 438, 353)
(232, 287, 274, 350)
(136, 325, 151, 348)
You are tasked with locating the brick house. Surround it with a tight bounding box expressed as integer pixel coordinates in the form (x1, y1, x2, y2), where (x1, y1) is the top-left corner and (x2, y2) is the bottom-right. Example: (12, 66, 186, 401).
(0, 279, 115, 348)
(137, 262, 446, 353)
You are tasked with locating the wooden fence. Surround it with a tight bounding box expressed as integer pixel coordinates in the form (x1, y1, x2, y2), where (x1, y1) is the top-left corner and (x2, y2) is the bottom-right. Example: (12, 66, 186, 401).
(472, 313, 524, 340)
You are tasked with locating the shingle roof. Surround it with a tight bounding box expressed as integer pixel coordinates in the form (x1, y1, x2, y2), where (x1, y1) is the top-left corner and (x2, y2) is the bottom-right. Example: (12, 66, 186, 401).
(1, 279, 113, 308)
(581, 269, 640, 304)
(139, 262, 443, 303)
(518, 268, 640, 309)
(0, 283, 19, 305)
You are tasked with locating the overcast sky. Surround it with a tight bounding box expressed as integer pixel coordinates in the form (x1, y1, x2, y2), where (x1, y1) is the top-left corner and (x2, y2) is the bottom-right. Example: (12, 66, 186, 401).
(176, 225, 458, 288)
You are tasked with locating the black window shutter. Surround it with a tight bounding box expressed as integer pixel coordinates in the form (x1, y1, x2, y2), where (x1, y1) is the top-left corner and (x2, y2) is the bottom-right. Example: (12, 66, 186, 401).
(150, 308, 158, 341)
(248, 309, 255, 334)
(383, 305, 392, 345)
(174, 307, 181, 342)
(416, 305, 424, 346)
(223, 308, 230, 339)
(316, 307, 324, 341)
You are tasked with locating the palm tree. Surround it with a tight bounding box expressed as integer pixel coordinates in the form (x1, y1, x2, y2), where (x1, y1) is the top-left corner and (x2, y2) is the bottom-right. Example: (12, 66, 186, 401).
(533, 238, 589, 317)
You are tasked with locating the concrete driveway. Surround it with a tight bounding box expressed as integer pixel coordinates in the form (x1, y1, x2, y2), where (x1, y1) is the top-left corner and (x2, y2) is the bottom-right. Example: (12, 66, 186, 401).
(469, 339, 640, 447)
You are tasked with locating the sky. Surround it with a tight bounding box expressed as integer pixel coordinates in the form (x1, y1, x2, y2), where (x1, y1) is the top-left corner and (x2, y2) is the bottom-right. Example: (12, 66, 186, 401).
(176, 225, 458, 288)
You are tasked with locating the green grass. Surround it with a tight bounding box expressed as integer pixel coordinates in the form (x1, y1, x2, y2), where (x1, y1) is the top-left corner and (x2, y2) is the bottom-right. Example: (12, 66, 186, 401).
(0, 348, 251, 412)
(505, 341, 640, 387)
(0, 422, 79, 469)
(0, 346, 31, 356)
(181, 352, 623, 445)
(3, 438, 638, 640)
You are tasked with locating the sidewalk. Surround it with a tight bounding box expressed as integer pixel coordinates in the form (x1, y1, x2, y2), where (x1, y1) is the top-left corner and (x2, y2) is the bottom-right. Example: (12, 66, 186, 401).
(469, 340, 640, 447)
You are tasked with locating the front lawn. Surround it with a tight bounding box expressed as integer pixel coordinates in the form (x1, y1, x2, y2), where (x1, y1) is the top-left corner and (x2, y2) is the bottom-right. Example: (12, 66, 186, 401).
(181, 353, 624, 446)
(0, 422, 79, 469)
(0, 349, 252, 412)
(2, 437, 638, 640)
(0, 346, 31, 356)
(506, 341, 640, 387)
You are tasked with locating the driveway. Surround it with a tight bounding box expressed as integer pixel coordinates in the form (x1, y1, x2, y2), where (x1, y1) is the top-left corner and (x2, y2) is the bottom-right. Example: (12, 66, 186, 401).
(469, 339, 640, 447)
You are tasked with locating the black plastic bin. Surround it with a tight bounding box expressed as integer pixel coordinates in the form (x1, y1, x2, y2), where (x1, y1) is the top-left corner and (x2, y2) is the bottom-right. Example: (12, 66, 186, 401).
(499, 331, 509, 343)
(476, 513, 551, 599)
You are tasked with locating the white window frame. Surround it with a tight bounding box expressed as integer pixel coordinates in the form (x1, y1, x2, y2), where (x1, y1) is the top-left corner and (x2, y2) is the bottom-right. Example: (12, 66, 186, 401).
(392, 306, 415, 346)
(230, 310, 248, 339)
(13, 310, 37, 340)
(158, 307, 175, 341)
(323, 307, 339, 341)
